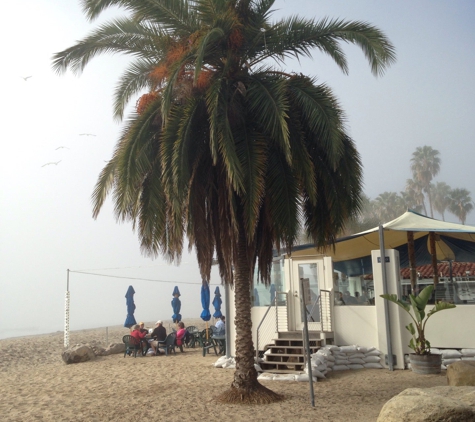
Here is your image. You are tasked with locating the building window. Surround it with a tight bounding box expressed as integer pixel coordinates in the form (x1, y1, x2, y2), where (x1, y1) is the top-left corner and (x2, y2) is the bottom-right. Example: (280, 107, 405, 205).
(252, 258, 286, 307)
(334, 271, 374, 306)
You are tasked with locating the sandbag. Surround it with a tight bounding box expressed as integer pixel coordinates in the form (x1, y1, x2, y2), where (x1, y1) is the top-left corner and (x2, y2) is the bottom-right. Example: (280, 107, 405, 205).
(272, 374, 296, 381)
(364, 356, 381, 363)
(339, 345, 358, 353)
(348, 364, 365, 370)
(349, 358, 366, 364)
(441, 349, 462, 359)
(365, 350, 382, 357)
(364, 362, 383, 369)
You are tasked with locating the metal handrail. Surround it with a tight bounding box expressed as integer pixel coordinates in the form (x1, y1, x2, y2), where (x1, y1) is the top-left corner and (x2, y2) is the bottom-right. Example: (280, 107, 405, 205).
(319, 289, 332, 332)
(255, 299, 275, 359)
(255, 291, 288, 359)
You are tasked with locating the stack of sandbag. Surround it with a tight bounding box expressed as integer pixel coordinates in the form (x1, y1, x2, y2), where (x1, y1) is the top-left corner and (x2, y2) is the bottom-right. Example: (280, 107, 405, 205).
(329, 345, 383, 371)
(213, 355, 236, 369)
(430, 348, 475, 370)
(359, 346, 384, 369)
(213, 355, 263, 372)
(307, 344, 383, 375)
(257, 372, 317, 382)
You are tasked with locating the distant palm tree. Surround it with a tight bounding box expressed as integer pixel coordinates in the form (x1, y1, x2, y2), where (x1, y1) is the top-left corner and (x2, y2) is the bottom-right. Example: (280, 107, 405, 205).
(53, 0, 395, 403)
(373, 191, 405, 222)
(410, 146, 440, 218)
(339, 194, 380, 236)
(449, 188, 473, 224)
(432, 182, 452, 221)
(405, 178, 426, 215)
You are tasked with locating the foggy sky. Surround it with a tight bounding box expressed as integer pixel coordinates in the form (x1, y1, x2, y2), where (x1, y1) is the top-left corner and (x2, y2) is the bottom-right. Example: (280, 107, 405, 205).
(1, 0, 474, 339)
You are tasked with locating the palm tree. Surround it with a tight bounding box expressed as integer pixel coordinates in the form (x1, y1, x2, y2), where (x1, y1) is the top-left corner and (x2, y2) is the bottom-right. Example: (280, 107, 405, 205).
(449, 188, 473, 224)
(432, 182, 452, 221)
(410, 146, 441, 218)
(400, 189, 423, 214)
(405, 178, 426, 215)
(373, 191, 405, 222)
(340, 194, 380, 236)
(53, 0, 395, 403)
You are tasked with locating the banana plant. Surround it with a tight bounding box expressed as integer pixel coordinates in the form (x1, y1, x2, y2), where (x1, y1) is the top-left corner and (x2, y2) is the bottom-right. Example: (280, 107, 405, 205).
(381, 284, 456, 355)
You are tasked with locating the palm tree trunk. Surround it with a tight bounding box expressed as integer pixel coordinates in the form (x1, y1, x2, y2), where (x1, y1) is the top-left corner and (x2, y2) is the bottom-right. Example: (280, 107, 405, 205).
(429, 232, 439, 285)
(217, 217, 282, 404)
(427, 189, 434, 218)
(407, 231, 417, 294)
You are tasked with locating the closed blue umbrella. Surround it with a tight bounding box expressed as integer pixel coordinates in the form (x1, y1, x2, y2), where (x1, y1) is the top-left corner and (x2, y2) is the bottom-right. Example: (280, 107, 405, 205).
(201, 282, 211, 322)
(124, 285, 137, 328)
(171, 286, 181, 323)
(212, 286, 222, 318)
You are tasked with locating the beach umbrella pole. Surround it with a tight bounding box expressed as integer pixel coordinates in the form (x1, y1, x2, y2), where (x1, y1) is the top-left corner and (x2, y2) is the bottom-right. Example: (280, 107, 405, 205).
(64, 269, 70, 348)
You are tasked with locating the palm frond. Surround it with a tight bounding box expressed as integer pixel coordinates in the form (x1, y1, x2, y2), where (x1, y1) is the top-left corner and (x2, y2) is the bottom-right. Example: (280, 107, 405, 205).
(52, 18, 166, 75)
(251, 17, 395, 77)
(246, 72, 290, 164)
(287, 76, 345, 166)
(193, 27, 225, 83)
(113, 59, 158, 120)
(235, 128, 268, 241)
(264, 147, 300, 249)
(82, 0, 198, 34)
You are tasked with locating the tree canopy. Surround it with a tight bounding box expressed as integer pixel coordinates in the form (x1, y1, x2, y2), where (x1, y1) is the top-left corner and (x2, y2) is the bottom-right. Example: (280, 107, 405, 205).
(53, 0, 396, 403)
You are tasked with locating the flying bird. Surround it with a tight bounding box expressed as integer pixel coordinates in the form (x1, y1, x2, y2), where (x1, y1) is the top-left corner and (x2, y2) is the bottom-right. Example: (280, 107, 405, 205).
(21, 76, 32, 81)
(55, 146, 70, 150)
(41, 160, 61, 167)
(79, 133, 96, 137)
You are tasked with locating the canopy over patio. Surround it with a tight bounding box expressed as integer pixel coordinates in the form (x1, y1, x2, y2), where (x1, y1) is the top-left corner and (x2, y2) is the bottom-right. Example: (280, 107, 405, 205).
(290, 210, 475, 276)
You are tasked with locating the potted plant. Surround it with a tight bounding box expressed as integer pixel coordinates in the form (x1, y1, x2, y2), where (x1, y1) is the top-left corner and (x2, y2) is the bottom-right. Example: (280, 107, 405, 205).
(380, 284, 456, 374)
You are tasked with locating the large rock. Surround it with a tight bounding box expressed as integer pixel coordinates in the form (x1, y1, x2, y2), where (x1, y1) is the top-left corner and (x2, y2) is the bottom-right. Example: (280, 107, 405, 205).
(102, 343, 125, 355)
(377, 386, 475, 422)
(61, 343, 96, 364)
(447, 360, 475, 386)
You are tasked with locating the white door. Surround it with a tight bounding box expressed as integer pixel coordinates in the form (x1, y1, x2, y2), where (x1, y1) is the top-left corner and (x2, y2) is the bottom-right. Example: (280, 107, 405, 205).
(292, 259, 325, 331)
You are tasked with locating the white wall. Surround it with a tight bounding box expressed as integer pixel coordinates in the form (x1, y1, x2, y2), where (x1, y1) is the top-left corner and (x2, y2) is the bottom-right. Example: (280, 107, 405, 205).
(398, 305, 475, 351)
(334, 306, 378, 347)
(251, 306, 274, 351)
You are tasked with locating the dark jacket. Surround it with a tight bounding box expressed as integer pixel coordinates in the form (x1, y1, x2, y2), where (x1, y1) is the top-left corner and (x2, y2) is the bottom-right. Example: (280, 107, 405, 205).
(151, 325, 167, 342)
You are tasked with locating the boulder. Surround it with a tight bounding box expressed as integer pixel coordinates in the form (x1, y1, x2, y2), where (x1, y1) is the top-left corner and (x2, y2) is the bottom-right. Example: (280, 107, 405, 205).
(377, 386, 475, 422)
(61, 343, 96, 364)
(447, 360, 475, 386)
(103, 343, 125, 356)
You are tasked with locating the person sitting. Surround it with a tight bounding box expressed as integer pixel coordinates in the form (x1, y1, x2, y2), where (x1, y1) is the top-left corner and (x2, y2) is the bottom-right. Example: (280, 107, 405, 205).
(150, 320, 167, 355)
(138, 322, 149, 352)
(343, 290, 357, 305)
(215, 315, 225, 334)
(357, 290, 370, 305)
(335, 291, 345, 305)
(175, 321, 186, 352)
(130, 324, 147, 353)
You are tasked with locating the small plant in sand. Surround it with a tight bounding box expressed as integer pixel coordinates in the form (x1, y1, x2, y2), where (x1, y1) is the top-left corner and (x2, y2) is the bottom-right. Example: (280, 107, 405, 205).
(381, 284, 455, 354)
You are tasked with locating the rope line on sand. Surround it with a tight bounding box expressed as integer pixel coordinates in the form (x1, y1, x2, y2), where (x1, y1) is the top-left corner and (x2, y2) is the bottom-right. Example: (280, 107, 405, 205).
(73, 262, 194, 272)
(69, 270, 204, 285)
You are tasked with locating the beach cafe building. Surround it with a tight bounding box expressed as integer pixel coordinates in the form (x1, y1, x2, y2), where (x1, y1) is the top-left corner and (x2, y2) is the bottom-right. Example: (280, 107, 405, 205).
(226, 211, 475, 369)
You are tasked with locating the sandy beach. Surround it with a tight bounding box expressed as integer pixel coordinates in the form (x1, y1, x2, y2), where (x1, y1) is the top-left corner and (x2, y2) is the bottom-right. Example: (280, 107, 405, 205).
(0, 318, 447, 422)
